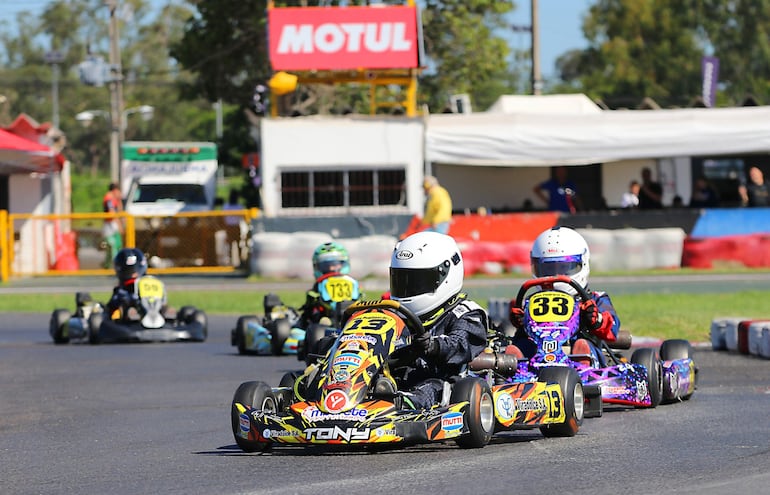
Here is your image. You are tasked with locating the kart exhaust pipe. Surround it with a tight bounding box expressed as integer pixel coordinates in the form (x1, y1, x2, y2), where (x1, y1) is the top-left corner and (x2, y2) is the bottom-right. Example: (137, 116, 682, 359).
(469, 352, 518, 376)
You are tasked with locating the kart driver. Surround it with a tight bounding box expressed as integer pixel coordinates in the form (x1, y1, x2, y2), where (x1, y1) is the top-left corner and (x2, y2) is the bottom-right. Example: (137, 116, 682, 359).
(106, 247, 148, 320)
(389, 231, 488, 410)
(507, 226, 620, 366)
(298, 241, 362, 329)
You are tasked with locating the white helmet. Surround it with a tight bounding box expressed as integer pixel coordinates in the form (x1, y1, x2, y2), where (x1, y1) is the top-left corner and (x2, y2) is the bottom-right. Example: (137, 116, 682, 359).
(389, 231, 464, 318)
(530, 227, 590, 295)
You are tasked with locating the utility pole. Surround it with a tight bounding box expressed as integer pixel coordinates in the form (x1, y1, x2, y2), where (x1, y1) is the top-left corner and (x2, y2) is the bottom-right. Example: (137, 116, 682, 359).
(44, 50, 65, 128)
(531, 0, 542, 95)
(106, 0, 124, 184)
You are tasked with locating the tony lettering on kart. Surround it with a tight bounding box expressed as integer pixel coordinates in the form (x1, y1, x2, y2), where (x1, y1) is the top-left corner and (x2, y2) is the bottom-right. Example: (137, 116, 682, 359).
(231, 232, 583, 453)
(230, 241, 362, 358)
(495, 227, 697, 416)
(50, 248, 207, 344)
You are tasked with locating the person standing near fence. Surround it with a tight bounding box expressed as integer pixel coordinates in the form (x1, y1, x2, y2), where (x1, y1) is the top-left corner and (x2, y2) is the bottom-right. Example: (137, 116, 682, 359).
(421, 175, 453, 234)
(102, 183, 124, 268)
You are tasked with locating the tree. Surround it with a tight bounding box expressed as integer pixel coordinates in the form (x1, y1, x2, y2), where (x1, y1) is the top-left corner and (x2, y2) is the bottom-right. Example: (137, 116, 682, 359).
(420, 0, 518, 112)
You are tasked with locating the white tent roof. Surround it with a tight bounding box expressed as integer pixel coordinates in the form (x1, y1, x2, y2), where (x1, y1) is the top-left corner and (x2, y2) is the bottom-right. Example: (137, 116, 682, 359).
(485, 93, 603, 115)
(425, 98, 770, 167)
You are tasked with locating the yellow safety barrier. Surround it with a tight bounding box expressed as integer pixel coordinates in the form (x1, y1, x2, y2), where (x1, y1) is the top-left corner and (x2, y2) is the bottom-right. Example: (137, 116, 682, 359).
(0, 208, 259, 281)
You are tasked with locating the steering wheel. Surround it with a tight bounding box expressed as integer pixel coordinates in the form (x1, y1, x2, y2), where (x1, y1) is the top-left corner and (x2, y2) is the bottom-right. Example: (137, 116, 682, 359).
(513, 275, 592, 311)
(342, 299, 425, 340)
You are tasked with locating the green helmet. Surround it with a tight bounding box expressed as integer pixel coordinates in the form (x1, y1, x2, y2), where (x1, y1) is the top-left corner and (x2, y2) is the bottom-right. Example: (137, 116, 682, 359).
(312, 242, 350, 278)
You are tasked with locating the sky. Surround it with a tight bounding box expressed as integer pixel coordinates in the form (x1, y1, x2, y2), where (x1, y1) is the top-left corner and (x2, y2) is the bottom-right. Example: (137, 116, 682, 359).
(508, 0, 593, 79)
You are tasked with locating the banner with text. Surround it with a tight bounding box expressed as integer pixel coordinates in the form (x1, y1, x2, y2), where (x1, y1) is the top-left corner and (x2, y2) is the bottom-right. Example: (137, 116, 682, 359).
(268, 6, 421, 71)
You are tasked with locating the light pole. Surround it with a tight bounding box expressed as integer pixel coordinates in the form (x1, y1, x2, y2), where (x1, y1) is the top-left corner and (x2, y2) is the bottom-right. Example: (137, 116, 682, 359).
(75, 105, 155, 182)
(45, 50, 65, 128)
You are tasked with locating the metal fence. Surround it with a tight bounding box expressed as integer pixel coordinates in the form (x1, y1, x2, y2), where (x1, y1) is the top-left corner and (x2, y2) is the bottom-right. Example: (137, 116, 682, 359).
(0, 208, 259, 281)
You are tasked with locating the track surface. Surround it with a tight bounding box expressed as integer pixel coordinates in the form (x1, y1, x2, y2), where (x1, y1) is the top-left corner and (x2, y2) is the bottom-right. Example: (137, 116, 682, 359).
(2, 309, 770, 495)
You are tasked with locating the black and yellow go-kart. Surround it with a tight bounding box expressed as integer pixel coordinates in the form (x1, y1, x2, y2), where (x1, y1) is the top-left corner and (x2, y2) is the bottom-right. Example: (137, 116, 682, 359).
(231, 299, 577, 453)
(49, 275, 207, 344)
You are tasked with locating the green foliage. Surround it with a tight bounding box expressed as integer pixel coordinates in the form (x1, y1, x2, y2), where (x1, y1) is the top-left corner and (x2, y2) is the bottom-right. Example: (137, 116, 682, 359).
(70, 171, 111, 213)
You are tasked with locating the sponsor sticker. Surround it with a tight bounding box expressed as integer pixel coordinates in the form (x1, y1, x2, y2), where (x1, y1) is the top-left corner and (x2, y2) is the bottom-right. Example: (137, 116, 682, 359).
(496, 393, 514, 420)
(441, 411, 464, 431)
(324, 389, 348, 413)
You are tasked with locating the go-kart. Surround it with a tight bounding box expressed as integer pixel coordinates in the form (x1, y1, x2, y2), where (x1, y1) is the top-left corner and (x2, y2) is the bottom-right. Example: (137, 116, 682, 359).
(499, 275, 697, 416)
(49, 275, 207, 344)
(230, 293, 301, 356)
(231, 274, 361, 357)
(231, 299, 581, 453)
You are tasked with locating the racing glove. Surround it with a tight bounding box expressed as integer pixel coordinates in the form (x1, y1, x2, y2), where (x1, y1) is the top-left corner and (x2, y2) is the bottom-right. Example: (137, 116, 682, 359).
(510, 301, 525, 329)
(414, 332, 440, 357)
(580, 300, 616, 342)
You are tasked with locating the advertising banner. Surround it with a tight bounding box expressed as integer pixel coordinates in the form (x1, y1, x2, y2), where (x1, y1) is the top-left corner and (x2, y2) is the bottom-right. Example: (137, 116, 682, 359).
(268, 6, 421, 71)
(701, 56, 719, 107)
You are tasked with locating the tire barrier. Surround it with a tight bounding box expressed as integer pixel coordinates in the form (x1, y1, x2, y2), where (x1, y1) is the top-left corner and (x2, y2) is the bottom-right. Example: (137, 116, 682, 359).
(250, 232, 398, 280)
(710, 317, 770, 359)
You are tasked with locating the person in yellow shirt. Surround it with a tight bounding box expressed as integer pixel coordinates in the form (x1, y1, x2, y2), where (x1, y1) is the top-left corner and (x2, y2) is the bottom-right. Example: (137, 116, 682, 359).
(421, 175, 453, 234)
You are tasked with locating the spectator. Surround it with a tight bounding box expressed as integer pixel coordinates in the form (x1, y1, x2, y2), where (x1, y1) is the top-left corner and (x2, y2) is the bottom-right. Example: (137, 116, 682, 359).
(621, 180, 640, 208)
(690, 177, 719, 208)
(638, 167, 663, 209)
(533, 166, 581, 213)
(421, 175, 453, 234)
(739, 166, 770, 207)
(102, 182, 124, 268)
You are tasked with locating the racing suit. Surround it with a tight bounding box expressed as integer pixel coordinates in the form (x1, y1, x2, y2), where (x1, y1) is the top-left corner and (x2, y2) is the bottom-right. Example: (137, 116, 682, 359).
(297, 272, 362, 330)
(106, 281, 139, 321)
(402, 295, 488, 410)
(509, 289, 620, 367)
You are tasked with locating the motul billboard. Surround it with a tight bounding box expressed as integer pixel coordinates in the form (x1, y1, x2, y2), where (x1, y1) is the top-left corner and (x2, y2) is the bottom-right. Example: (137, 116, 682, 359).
(268, 6, 423, 71)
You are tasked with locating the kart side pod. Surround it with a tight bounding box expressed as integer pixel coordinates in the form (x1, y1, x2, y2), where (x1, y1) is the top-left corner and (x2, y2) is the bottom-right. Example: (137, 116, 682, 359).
(469, 352, 518, 376)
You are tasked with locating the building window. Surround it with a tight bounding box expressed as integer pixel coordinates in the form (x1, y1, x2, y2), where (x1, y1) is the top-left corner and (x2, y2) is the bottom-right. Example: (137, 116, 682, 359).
(281, 168, 406, 209)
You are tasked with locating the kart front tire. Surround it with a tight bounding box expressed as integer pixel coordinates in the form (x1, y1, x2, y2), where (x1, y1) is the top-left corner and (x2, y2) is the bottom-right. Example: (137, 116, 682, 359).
(270, 318, 291, 356)
(303, 324, 328, 364)
(451, 377, 494, 449)
(231, 381, 277, 453)
(50, 309, 71, 344)
(631, 347, 663, 407)
(192, 309, 208, 342)
(234, 316, 259, 354)
(660, 339, 696, 401)
(538, 366, 584, 438)
(88, 312, 103, 345)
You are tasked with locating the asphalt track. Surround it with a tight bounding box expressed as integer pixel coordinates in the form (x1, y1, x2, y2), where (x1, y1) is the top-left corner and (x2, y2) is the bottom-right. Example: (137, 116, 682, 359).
(1, 273, 770, 494)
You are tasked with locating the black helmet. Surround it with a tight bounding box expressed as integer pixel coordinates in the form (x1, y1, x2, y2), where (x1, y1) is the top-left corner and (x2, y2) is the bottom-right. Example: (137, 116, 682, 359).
(113, 248, 147, 284)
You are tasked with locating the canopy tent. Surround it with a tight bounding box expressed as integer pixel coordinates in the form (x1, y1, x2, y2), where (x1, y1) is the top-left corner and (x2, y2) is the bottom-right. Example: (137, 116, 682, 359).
(425, 98, 770, 167)
(0, 128, 65, 174)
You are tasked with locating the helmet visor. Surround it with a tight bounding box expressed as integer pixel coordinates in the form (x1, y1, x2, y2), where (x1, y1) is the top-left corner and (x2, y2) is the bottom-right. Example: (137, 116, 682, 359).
(532, 255, 583, 278)
(316, 259, 346, 275)
(389, 265, 448, 298)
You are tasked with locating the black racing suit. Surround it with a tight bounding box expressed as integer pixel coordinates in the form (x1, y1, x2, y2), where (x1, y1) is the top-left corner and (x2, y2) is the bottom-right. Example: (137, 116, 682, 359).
(401, 295, 489, 410)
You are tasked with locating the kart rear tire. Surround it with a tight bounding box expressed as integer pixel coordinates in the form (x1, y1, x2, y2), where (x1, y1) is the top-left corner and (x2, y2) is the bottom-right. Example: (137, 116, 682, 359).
(234, 316, 259, 354)
(270, 318, 292, 356)
(50, 309, 71, 344)
(88, 312, 104, 345)
(451, 377, 494, 449)
(231, 381, 277, 453)
(660, 339, 692, 361)
(303, 324, 328, 364)
(178, 305, 196, 323)
(278, 371, 301, 408)
(538, 366, 584, 437)
(631, 347, 663, 407)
